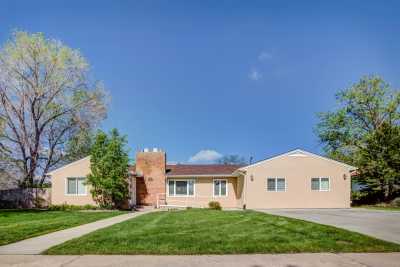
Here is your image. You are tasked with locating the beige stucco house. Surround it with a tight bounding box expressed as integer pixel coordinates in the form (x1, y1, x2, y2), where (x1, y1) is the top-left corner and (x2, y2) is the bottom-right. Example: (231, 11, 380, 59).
(48, 149, 355, 209)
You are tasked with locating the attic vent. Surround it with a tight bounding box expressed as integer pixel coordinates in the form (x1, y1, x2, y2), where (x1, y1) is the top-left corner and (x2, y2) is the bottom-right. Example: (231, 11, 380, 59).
(288, 153, 307, 157)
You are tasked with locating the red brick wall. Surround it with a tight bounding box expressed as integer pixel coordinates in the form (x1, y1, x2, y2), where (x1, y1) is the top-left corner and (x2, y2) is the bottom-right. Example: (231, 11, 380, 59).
(135, 151, 166, 206)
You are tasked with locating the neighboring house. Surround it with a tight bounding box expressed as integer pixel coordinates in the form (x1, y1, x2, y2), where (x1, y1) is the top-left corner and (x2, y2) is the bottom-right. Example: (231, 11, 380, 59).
(0, 168, 18, 190)
(47, 148, 356, 209)
(49, 156, 96, 206)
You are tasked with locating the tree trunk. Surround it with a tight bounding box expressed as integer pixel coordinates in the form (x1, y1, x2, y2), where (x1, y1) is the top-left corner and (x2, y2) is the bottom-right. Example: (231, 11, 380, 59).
(383, 181, 391, 203)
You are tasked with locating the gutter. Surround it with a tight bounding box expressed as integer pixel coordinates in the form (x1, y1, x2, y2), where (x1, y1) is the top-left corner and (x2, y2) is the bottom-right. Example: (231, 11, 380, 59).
(166, 174, 238, 178)
(233, 170, 247, 209)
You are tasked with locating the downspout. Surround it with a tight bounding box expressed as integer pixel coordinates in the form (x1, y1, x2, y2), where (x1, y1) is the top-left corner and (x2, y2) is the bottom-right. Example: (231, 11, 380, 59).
(243, 171, 247, 209)
(235, 170, 247, 209)
(128, 170, 137, 209)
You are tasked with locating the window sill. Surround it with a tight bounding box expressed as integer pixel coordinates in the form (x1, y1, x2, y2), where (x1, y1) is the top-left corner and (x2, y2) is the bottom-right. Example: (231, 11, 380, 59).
(167, 195, 196, 198)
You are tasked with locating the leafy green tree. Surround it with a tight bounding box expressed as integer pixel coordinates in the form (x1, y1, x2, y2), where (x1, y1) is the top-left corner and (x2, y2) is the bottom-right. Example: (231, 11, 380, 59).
(65, 129, 95, 163)
(86, 129, 130, 208)
(316, 76, 399, 165)
(357, 122, 400, 201)
(316, 75, 400, 202)
(216, 155, 247, 165)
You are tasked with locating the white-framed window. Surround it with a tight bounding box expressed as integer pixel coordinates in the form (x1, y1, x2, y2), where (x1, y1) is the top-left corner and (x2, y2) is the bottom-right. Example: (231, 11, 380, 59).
(311, 177, 330, 191)
(213, 179, 228, 197)
(266, 178, 286, 192)
(167, 179, 195, 197)
(66, 177, 86, 195)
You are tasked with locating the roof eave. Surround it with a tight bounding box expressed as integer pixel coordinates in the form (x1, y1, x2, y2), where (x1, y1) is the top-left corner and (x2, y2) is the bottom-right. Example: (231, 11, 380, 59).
(46, 156, 90, 176)
(166, 174, 238, 178)
(239, 149, 357, 171)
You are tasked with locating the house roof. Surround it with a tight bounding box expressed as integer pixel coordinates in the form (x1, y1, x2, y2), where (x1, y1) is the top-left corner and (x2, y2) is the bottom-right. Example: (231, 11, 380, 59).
(166, 164, 243, 176)
(129, 164, 242, 177)
(46, 156, 91, 175)
(238, 149, 357, 171)
(49, 149, 355, 178)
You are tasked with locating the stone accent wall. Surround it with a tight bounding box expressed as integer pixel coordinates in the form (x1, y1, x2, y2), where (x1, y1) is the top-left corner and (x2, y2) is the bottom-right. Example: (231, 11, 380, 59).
(135, 151, 166, 206)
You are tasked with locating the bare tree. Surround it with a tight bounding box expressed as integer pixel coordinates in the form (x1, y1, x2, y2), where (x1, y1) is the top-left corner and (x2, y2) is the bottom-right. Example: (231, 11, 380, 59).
(0, 31, 108, 187)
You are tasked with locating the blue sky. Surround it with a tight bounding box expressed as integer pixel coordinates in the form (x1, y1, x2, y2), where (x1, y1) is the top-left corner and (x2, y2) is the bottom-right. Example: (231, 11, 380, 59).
(1, 1, 399, 163)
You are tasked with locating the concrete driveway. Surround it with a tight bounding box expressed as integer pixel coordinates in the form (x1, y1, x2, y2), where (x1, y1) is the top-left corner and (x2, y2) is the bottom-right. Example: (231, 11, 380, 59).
(259, 208, 400, 244)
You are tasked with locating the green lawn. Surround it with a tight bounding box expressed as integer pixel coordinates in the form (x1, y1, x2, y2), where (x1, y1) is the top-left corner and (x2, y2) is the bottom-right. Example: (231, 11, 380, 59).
(0, 210, 126, 246)
(45, 209, 400, 255)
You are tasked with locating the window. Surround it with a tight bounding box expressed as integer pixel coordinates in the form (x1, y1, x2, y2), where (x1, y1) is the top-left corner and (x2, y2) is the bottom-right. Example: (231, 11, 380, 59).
(311, 178, 320, 190)
(66, 177, 86, 195)
(167, 179, 195, 197)
(311, 177, 330, 191)
(266, 178, 286, 192)
(277, 178, 286, 191)
(213, 179, 227, 197)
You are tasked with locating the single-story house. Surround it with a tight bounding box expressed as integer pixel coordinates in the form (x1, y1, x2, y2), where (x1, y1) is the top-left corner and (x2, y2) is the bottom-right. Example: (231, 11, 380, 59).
(48, 148, 356, 209)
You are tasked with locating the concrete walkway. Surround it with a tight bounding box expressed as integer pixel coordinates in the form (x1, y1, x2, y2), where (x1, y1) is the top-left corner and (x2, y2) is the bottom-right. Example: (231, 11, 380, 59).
(0, 210, 153, 255)
(0, 253, 399, 267)
(258, 208, 400, 244)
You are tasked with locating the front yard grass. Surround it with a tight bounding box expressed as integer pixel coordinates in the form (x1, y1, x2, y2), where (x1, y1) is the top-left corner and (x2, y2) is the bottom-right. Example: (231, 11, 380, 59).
(45, 209, 400, 254)
(0, 209, 126, 246)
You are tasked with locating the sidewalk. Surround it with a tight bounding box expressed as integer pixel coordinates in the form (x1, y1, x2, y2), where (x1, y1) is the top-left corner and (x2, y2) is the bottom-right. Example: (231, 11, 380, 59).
(0, 253, 399, 267)
(0, 210, 152, 255)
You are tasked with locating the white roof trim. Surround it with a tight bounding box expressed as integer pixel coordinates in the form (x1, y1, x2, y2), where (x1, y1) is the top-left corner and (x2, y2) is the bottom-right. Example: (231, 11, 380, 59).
(46, 156, 90, 175)
(239, 149, 356, 170)
(166, 174, 237, 178)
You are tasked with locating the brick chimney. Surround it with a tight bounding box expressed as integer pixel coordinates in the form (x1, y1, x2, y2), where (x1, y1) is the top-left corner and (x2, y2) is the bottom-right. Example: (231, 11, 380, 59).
(135, 148, 166, 206)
